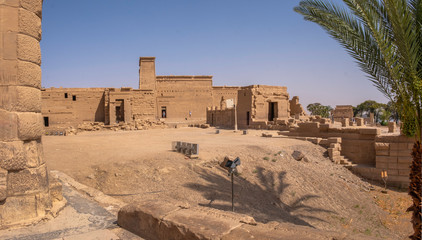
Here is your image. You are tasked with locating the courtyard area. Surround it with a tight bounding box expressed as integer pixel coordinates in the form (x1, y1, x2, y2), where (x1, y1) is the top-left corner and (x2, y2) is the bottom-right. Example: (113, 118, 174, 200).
(43, 127, 412, 239)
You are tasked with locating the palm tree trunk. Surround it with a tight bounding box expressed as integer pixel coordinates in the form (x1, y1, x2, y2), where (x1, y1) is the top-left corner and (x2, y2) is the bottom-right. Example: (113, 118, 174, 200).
(408, 141, 421, 240)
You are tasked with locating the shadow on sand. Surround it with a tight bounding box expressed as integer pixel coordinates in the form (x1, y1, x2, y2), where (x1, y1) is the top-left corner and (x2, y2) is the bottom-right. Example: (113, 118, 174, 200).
(185, 167, 335, 228)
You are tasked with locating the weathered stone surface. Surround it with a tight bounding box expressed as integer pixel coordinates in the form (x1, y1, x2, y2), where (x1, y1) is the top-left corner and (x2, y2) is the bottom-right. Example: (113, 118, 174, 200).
(0, 140, 25, 170)
(20, 0, 43, 17)
(161, 206, 254, 240)
(17, 60, 41, 88)
(2, 32, 18, 60)
(17, 112, 43, 140)
(118, 200, 181, 240)
(0, 168, 7, 201)
(49, 177, 63, 202)
(18, 8, 41, 40)
(0, 5, 18, 32)
(0, 194, 38, 225)
(24, 139, 43, 168)
(375, 142, 389, 151)
(17, 34, 41, 64)
(0, 0, 20, 7)
(7, 164, 48, 196)
(0, 110, 18, 140)
(359, 128, 380, 135)
(0, 86, 41, 112)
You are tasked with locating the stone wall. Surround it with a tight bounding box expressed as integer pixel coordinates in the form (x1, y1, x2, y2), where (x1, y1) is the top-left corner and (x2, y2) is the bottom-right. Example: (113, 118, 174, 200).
(374, 135, 414, 187)
(211, 86, 240, 108)
(332, 105, 353, 122)
(42, 88, 106, 127)
(0, 0, 53, 226)
(206, 107, 235, 128)
(156, 76, 213, 122)
(289, 96, 306, 117)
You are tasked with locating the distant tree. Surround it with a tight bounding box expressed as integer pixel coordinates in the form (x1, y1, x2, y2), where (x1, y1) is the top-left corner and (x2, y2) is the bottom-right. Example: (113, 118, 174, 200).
(295, 1, 421, 238)
(355, 100, 386, 123)
(306, 103, 332, 118)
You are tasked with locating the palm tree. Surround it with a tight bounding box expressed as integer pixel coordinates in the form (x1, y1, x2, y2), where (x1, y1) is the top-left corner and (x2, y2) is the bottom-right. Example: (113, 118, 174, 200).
(295, 1, 421, 239)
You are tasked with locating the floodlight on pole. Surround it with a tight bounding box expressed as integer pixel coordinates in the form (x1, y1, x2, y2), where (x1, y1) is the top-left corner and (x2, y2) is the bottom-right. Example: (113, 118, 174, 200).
(224, 157, 241, 211)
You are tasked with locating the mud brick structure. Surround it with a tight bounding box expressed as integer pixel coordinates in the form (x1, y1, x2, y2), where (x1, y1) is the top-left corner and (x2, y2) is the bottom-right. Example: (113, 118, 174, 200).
(0, 0, 56, 226)
(332, 105, 353, 122)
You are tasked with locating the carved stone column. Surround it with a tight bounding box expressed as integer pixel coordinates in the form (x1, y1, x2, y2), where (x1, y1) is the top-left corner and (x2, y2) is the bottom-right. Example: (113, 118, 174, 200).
(0, 0, 52, 226)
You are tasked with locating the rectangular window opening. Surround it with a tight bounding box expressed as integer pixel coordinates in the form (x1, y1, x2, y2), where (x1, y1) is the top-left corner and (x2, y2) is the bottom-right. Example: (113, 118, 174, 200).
(64, 93, 68, 98)
(161, 106, 167, 118)
(44, 117, 49, 127)
(72, 95, 76, 101)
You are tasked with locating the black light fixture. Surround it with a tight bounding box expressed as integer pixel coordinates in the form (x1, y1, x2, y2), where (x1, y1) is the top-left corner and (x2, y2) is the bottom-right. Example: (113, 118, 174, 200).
(223, 157, 241, 212)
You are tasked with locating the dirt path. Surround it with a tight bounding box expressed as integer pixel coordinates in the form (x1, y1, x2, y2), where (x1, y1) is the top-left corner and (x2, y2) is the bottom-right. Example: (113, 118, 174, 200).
(43, 128, 412, 239)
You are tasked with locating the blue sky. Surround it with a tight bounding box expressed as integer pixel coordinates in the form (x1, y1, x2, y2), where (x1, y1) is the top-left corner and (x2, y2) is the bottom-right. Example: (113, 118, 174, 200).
(40, 0, 388, 108)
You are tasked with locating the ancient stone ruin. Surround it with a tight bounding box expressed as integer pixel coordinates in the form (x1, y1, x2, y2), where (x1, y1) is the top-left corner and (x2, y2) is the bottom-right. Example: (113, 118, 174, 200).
(0, 0, 63, 227)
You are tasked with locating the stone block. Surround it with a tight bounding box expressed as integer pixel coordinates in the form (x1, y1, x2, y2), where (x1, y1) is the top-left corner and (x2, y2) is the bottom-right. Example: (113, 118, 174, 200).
(397, 156, 412, 164)
(161, 206, 254, 240)
(17, 34, 40, 64)
(20, 0, 43, 17)
(388, 122, 397, 133)
(359, 128, 380, 135)
(341, 118, 349, 127)
(24, 139, 42, 168)
(376, 156, 397, 163)
(397, 163, 410, 170)
(49, 177, 63, 201)
(17, 112, 43, 140)
(389, 150, 411, 157)
(2, 32, 18, 60)
(118, 200, 181, 240)
(398, 169, 410, 176)
(376, 162, 388, 169)
(0, 60, 18, 86)
(6, 164, 48, 196)
(0, 86, 41, 112)
(18, 8, 41, 40)
(0, 110, 18, 140)
(0, 0, 20, 7)
(355, 117, 364, 126)
(0, 5, 18, 32)
(0, 140, 25, 170)
(0, 194, 38, 225)
(376, 150, 389, 156)
(0, 168, 7, 201)
(375, 142, 389, 151)
(327, 137, 341, 144)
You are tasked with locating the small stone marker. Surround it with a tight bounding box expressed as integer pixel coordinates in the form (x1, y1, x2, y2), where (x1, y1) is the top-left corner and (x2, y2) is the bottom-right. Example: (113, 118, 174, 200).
(243, 130, 248, 135)
(216, 130, 220, 134)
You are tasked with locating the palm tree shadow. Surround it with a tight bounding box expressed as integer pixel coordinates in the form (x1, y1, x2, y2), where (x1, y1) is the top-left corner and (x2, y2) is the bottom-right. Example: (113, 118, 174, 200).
(185, 167, 335, 227)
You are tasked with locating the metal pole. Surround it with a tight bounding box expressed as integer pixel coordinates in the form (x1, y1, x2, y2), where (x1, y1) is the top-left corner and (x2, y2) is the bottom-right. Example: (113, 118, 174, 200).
(231, 172, 234, 212)
(234, 99, 238, 132)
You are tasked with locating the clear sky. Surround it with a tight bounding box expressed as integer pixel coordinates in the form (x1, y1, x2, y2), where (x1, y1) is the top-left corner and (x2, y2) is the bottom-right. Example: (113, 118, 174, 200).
(40, 0, 388, 109)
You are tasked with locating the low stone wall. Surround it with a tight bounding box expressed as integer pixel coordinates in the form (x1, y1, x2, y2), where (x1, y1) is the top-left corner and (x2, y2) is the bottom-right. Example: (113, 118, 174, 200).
(206, 108, 235, 128)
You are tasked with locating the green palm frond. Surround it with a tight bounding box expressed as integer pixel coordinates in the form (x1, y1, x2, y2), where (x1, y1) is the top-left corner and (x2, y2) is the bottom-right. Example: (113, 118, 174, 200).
(295, 0, 422, 140)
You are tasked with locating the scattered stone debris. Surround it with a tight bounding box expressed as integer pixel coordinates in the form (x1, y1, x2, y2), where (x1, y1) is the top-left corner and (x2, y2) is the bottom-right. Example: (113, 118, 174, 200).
(292, 150, 305, 161)
(261, 133, 273, 138)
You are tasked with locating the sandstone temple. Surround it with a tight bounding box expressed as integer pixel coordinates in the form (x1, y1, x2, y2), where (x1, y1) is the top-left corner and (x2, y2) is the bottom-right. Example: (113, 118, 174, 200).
(41, 57, 306, 129)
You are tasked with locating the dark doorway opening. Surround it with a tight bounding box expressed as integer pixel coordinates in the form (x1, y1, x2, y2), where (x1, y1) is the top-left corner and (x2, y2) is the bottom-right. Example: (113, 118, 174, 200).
(64, 93, 68, 98)
(115, 99, 124, 122)
(268, 102, 278, 121)
(43, 117, 49, 127)
(211, 113, 214, 126)
(161, 106, 167, 118)
(246, 111, 250, 126)
(72, 95, 76, 101)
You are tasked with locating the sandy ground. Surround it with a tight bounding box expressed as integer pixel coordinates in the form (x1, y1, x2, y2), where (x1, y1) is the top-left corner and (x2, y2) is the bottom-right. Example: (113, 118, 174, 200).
(43, 127, 412, 239)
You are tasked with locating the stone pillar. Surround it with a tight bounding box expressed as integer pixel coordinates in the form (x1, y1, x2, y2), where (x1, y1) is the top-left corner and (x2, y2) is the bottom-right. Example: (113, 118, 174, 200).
(356, 117, 364, 126)
(388, 122, 397, 133)
(0, 0, 52, 226)
(341, 118, 349, 127)
(369, 112, 375, 124)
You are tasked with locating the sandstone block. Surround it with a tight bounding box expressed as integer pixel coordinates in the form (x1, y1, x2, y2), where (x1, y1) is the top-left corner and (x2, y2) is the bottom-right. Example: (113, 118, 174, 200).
(398, 169, 410, 176)
(18, 8, 41, 40)
(20, 0, 43, 17)
(397, 163, 410, 170)
(0, 0, 20, 7)
(17, 34, 40, 64)
(161, 206, 254, 240)
(359, 128, 380, 135)
(0, 110, 18, 140)
(0, 140, 25, 170)
(355, 117, 364, 126)
(118, 200, 181, 240)
(0, 60, 18, 86)
(376, 156, 397, 163)
(376, 150, 389, 156)
(2, 32, 18, 60)
(389, 150, 411, 157)
(0, 6, 18, 32)
(17, 112, 43, 140)
(376, 162, 388, 169)
(0, 194, 37, 225)
(0, 168, 7, 201)
(0, 86, 41, 112)
(327, 137, 341, 144)
(17, 60, 41, 88)
(24, 139, 43, 168)
(375, 142, 389, 151)
(7, 164, 48, 196)
(49, 178, 63, 201)
(397, 156, 412, 164)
